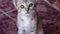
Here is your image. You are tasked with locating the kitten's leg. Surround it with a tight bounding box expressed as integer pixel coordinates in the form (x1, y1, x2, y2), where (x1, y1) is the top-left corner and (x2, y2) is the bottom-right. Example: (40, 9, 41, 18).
(30, 26, 37, 34)
(17, 24, 25, 34)
(17, 17, 25, 34)
(18, 30, 23, 34)
(25, 28, 36, 34)
(30, 31, 36, 34)
(24, 25, 37, 34)
(18, 28, 24, 34)
(30, 25, 43, 34)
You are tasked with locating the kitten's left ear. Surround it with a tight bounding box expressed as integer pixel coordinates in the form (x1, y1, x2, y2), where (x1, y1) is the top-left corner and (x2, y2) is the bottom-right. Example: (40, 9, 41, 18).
(13, 0, 18, 9)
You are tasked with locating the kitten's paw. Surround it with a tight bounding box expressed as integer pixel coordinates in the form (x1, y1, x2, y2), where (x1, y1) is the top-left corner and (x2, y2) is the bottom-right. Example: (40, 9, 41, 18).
(18, 30, 23, 34)
(30, 31, 36, 34)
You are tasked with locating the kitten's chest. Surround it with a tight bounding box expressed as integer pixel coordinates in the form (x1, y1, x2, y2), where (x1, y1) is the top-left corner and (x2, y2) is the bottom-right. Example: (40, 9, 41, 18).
(17, 13, 37, 27)
(21, 15, 33, 26)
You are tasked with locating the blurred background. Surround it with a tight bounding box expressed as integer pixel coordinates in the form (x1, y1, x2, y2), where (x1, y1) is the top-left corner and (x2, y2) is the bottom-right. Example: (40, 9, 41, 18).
(0, 0, 60, 34)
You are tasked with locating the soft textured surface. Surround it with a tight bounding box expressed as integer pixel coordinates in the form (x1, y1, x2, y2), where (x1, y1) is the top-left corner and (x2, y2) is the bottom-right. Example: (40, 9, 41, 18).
(0, 0, 60, 34)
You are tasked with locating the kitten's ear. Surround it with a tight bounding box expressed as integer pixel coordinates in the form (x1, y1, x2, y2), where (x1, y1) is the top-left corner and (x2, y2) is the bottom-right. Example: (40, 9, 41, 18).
(13, 0, 18, 9)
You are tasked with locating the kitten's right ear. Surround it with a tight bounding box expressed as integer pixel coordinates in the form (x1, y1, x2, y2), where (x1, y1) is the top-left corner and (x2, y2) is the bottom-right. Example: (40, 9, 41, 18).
(13, 0, 18, 9)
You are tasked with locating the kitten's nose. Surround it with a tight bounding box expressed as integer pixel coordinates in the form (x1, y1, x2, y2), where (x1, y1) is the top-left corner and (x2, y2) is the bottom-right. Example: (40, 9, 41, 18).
(25, 7, 29, 13)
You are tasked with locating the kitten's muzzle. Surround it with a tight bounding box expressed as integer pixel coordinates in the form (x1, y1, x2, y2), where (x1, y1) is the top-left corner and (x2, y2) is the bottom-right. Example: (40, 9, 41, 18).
(25, 7, 29, 13)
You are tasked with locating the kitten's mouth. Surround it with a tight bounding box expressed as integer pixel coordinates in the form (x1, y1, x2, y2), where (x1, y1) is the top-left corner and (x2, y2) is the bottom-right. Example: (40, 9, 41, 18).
(26, 11, 29, 14)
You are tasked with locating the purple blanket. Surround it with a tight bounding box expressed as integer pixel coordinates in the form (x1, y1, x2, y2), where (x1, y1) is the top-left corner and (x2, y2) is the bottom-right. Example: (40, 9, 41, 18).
(0, 0, 60, 34)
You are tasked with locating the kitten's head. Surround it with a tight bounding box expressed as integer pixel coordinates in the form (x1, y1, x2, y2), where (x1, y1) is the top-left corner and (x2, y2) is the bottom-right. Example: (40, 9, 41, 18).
(13, 0, 37, 14)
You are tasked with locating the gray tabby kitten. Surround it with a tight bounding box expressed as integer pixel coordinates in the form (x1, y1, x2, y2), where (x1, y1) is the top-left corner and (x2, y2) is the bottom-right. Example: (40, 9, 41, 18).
(13, 0, 44, 34)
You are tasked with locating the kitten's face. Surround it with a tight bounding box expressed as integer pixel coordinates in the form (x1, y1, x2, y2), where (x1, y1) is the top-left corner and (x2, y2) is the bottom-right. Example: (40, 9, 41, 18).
(17, 0, 37, 14)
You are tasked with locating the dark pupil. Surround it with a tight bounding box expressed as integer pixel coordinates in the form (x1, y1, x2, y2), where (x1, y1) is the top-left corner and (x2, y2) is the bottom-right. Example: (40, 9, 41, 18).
(20, 5, 25, 9)
(29, 3, 33, 7)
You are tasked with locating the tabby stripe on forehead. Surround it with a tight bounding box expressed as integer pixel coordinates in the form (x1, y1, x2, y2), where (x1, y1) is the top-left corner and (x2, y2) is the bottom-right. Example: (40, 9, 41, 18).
(23, 0, 29, 3)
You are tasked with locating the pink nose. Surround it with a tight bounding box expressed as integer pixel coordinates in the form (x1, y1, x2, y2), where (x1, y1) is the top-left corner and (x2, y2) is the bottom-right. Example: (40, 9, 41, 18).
(25, 8, 29, 11)
(25, 7, 29, 13)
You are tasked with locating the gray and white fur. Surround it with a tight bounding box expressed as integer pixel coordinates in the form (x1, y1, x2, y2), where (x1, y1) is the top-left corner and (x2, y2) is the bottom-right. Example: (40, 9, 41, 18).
(13, 0, 44, 34)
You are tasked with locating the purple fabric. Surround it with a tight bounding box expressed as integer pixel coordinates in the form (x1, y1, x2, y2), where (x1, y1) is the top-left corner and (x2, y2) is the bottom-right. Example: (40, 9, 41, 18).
(0, 0, 60, 34)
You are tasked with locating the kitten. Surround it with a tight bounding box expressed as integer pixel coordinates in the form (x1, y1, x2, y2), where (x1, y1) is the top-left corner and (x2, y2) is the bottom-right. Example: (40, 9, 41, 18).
(13, 0, 44, 34)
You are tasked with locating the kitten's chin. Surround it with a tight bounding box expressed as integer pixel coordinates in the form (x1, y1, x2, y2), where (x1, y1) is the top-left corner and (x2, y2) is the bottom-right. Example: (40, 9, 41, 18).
(21, 11, 30, 14)
(21, 12, 29, 14)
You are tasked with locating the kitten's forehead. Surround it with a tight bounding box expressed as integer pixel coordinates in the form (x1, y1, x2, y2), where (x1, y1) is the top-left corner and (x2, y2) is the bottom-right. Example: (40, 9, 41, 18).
(23, 0, 35, 2)
(20, 0, 36, 3)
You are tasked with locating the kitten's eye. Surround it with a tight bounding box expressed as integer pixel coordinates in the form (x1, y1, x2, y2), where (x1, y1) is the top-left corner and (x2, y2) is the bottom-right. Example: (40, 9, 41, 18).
(29, 3, 33, 7)
(20, 5, 25, 9)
